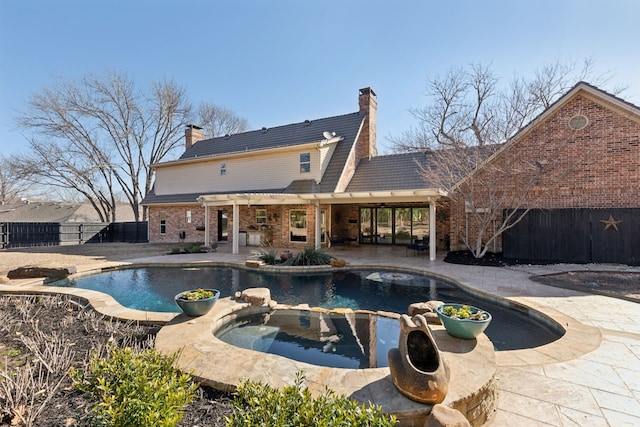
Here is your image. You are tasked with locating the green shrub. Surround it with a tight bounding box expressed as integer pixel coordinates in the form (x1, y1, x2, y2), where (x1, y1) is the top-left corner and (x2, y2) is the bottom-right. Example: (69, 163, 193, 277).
(283, 247, 334, 266)
(70, 347, 197, 427)
(226, 372, 395, 426)
(170, 247, 182, 254)
(184, 243, 202, 253)
(252, 247, 278, 265)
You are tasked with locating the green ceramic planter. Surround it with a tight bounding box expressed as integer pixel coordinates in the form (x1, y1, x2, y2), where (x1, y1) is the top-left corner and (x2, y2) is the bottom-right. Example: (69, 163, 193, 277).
(435, 303, 492, 339)
(175, 289, 220, 317)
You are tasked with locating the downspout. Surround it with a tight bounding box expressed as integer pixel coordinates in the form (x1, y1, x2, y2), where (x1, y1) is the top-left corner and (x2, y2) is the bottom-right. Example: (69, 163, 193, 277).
(232, 202, 240, 255)
(429, 200, 436, 261)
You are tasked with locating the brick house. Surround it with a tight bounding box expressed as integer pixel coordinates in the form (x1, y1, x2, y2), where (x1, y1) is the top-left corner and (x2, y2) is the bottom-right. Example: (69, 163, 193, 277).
(142, 83, 639, 264)
(142, 88, 444, 260)
(446, 82, 640, 264)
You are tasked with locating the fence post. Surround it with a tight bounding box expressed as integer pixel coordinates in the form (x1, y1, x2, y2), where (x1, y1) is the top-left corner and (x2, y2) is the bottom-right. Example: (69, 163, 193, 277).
(0, 223, 6, 249)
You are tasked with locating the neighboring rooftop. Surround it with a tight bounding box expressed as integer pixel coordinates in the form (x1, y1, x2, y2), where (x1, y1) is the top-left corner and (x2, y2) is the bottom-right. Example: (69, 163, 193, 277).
(0, 201, 139, 223)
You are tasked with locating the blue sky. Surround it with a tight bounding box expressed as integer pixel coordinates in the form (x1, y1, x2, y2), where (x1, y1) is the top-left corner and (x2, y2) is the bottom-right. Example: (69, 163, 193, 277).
(1, 0, 639, 156)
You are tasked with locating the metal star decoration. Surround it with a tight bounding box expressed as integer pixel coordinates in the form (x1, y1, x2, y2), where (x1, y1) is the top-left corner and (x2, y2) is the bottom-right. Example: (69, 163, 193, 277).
(600, 215, 622, 231)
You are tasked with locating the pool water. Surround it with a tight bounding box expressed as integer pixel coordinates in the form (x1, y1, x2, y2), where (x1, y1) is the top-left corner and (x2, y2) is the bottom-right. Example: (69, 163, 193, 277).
(49, 266, 562, 351)
(215, 310, 400, 369)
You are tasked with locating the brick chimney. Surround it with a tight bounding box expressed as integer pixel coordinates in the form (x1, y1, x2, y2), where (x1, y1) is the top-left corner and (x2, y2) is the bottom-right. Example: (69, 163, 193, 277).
(185, 125, 205, 150)
(357, 87, 377, 159)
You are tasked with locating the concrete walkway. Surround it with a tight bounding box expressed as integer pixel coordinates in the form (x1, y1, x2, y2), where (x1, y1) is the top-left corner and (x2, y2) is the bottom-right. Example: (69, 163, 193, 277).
(2, 244, 639, 425)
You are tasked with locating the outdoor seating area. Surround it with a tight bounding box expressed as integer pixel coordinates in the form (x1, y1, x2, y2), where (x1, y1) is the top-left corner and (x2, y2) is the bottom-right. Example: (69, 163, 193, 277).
(327, 234, 358, 248)
(406, 238, 429, 256)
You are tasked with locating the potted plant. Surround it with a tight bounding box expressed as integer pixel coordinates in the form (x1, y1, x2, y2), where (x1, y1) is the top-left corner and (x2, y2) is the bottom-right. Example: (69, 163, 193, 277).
(435, 303, 492, 339)
(174, 288, 220, 317)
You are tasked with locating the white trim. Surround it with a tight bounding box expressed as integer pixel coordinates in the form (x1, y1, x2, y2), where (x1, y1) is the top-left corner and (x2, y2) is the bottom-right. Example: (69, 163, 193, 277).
(198, 189, 446, 207)
(232, 202, 239, 255)
(429, 201, 436, 261)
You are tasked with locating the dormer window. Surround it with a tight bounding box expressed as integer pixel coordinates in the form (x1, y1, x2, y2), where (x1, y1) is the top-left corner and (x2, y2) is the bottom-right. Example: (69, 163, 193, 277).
(220, 162, 226, 175)
(300, 153, 310, 173)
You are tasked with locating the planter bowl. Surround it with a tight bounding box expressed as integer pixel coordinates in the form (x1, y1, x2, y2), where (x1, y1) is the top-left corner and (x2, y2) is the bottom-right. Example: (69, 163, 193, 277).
(174, 289, 220, 317)
(435, 303, 492, 339)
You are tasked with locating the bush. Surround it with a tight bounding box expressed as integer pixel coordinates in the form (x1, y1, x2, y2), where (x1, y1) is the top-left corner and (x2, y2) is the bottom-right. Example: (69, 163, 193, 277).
(226, 372, 395, 426)
(283, 247, 334, 266)
(70, 346, 197, 427)
(184, 243, 202, 253)
(253, 247, 279, 265)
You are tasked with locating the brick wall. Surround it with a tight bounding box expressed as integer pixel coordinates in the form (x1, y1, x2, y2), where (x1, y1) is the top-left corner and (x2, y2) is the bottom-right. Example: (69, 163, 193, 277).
(449, 93, 640, 252)
(148, 205, 210, 243)
(357, 87, 378, 160)
(149, 204, 341, 248)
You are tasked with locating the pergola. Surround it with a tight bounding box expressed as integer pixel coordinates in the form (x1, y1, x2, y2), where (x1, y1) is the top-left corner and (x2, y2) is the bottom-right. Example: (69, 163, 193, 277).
(198, 189, 446, 261)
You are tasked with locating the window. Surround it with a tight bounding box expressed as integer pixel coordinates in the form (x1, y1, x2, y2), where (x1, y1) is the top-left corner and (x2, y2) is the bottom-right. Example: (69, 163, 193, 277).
(289, 210, 307, 242)
(256, 208, 267, 225)
(299, 152, 310, 173)
(220, 162, 226, 175)
(160, 212, 166, 235)
(568, 115, 588, 130)
(186, 210, 192, 224)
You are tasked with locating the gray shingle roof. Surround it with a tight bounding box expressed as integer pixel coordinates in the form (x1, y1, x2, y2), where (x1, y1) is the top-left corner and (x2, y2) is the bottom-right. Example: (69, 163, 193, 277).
(0, 202, 81, 222)
(0, 202, 138, 222)
(141, 188, 287, 205)
(140, 192, 205, 205)
(283, 180, 319, 194)
(143, 111, 366, 205)
(346, 152, 436, 192)
(180, 111, 365, 162)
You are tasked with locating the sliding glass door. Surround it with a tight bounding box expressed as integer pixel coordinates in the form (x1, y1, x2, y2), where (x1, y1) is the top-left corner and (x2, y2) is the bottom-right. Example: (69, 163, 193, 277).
(359, 206, 429, 245)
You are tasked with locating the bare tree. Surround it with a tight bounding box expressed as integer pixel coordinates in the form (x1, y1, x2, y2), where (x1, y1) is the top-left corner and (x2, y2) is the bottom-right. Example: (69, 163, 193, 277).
(16, 72, 192, 222)
(0, 154, 36, 203)
(197, 102, 249, 138)
(392, 61, 619, 258)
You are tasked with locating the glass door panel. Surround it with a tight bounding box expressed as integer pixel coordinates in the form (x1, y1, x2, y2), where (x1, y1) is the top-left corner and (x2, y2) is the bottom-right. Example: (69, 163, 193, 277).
(394, 208, 412, 244)
(360, 208, 374, 243)
(217, 210, 228, 241)
(376, 207, 393, 244)
(412, 208, 429, 243)
(290, 210, 307, 242)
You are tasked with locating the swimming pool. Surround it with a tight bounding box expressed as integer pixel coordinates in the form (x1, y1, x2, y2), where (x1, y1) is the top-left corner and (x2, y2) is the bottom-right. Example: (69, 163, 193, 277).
(215, 310, 400, 369)
(49, 266, 562, 350)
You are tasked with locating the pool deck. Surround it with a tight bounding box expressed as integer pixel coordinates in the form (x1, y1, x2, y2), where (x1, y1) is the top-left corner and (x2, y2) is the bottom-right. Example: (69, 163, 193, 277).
(1, 244, 639, 426)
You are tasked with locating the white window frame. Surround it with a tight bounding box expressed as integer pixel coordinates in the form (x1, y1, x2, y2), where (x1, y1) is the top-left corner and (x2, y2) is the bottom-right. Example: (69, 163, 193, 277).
(160, 212, 167, 235)
(299, 152, 310, 173)
(256, 208, 267, 225)
(289, 209, 307, 242)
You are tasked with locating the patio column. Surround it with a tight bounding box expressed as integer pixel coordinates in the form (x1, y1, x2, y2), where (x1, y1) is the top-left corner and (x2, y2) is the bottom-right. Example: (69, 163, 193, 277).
(232, 202, 239, 255)
(204, 205, 210, 247)
(429, 200, 436, 261)
(314, 201, 321, 250)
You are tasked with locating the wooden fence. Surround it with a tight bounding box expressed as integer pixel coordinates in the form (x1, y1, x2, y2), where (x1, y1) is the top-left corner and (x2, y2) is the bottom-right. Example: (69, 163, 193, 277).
(502, 208, 639, 265)
(0, 222, 148, 249)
